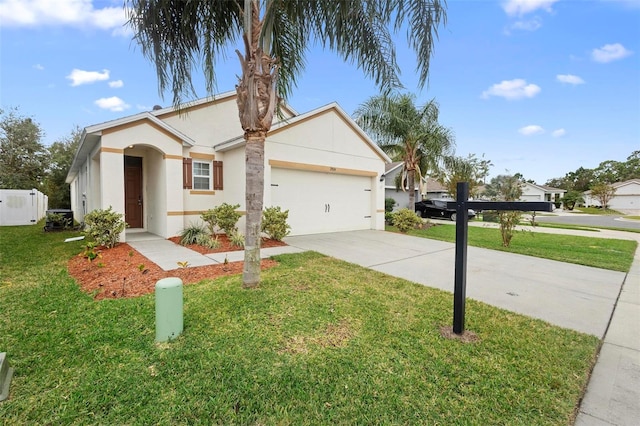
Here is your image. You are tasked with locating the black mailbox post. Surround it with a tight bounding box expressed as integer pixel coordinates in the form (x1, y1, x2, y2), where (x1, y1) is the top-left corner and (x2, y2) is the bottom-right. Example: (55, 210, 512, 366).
(447, 182, 553, 335)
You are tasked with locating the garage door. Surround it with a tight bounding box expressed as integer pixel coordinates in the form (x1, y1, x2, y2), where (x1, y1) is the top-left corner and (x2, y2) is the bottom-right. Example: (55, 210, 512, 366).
(270, 168, 373, 235)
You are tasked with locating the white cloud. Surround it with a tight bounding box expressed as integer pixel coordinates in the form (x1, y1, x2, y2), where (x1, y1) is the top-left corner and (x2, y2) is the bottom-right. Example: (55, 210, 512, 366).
(67, 68, 110, 86)
(518, 125, 545, 136)
(33, 63, 44, 70)
(509, 17, 542, 32)
(95, 96, 130, 112)
(556, 74, 585, 85)
(591, 43, 633, 63)
(482, 79, 541, 100)
(552, 128, 566, 137)
(0, 0, 128, 34)
(108, 79, 124, 88)
(502, 0, 558, 16)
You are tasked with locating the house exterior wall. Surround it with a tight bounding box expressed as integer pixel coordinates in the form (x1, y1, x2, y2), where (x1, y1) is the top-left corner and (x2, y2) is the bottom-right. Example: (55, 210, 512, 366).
(69, 98, 388, 240)
(264, 109, 385, 232)
(585, 181, 640, 213)
(520, 184, 545, 201)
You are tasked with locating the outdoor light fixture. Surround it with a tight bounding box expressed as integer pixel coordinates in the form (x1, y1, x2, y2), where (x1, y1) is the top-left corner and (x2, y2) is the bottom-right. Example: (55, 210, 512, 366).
(379, 174, 386, 182)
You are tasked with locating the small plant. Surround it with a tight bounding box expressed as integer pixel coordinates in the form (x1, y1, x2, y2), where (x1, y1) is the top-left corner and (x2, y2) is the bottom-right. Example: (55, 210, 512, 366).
(201, 203, 242, 236)
(179, 222, 209, 245)
(177, 261, 189, 268)
(385, 211, 395, 225)
(97, 262, 105, 268)
(384, 197, 396, 213)
(228, 230, 245, 248)
(138, 264, 146, 272)
(82, 242, 101, 262)
(392, 208, 423, 233)
(46, 212, 72, 230)
(128, 250, 134, 258)
(261, 206, 291, 241)
(195, 232, 221, 249)
(83, 206, 127, 249)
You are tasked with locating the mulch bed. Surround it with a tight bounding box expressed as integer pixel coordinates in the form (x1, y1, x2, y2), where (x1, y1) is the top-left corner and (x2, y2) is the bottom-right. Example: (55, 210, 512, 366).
(68, 235, 283, 300)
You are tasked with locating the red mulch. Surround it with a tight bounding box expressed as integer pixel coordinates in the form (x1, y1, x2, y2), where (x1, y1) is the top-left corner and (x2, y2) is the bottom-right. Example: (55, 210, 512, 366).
(68, 236, 284, 300)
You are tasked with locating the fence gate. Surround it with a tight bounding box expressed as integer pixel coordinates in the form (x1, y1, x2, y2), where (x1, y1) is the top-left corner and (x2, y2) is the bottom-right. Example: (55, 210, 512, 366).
(0, 189, 48, 226)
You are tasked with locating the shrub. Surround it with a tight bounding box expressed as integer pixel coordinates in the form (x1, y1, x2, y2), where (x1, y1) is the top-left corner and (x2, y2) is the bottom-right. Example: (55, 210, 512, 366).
(482, 211, 499, 223)
(195, 232, 220, 249)
(179, 222, 209, 245)
(393, 208, 423, 233)
(46, 212, 72, 230)
(201, 203, 241, 235)
(228, 230, 245, 248)
(385, 211, 395, 225)
(385, 197, 396, 213)
(498, 211, 521, 247)
(261, 206, 291, 241)
(83, 207, 127, 248)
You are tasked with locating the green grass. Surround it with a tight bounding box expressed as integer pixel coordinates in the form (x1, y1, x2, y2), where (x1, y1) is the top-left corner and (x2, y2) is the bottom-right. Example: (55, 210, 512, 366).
(389, 224, 637, 272)
(571, 207, 623, 215)
(0, 223, 602, 424)
(534, 221, 640, 234)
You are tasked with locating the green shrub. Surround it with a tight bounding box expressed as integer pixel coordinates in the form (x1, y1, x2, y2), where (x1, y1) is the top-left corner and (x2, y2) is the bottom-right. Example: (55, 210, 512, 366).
(261, 206, 291, 241)
(385, 211, 395, 225)
(393, 208, 423, 233)
(83, 207, 127, 248)
(179, 222, 209, 245)
(228, 230, 245, 248)
(46, 212, 72, 230)
(385, 197, 396, 213)
(482, 211, 499, 223)
(201, 203, 241, 235)
(195, 233, 221, 249)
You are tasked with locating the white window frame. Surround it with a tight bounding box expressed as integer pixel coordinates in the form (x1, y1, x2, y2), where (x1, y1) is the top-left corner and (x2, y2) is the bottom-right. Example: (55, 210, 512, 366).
(192, 160, 212, 190)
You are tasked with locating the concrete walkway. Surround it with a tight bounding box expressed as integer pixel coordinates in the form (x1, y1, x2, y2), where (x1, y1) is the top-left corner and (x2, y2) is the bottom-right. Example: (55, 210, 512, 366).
(126, 233, 304, 271)
(127, 224, 639, 425)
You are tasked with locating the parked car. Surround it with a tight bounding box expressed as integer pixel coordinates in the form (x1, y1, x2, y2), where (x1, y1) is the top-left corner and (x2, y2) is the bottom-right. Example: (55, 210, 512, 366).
(414, 199, 476, 221)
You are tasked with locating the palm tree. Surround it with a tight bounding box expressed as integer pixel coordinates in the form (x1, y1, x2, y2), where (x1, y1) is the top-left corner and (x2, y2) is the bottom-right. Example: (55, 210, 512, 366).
(126, 0, 447, 288)
(355, 93, 454, 208)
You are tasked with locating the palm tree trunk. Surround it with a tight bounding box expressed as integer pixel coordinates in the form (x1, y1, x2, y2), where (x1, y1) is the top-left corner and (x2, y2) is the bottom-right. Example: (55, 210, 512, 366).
(408, 171, 416, 208)
(243, 132, 265, 287)
(235, 1, 279, 288)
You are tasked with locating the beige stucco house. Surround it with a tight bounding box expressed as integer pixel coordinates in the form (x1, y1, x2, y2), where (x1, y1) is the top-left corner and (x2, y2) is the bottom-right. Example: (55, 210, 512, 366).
(66, 91, 390, 241)
(583, 179, 640, 214)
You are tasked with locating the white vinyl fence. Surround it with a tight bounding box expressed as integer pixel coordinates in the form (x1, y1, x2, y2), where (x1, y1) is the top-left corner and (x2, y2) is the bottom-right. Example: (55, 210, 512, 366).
(0, 189, 48, 226)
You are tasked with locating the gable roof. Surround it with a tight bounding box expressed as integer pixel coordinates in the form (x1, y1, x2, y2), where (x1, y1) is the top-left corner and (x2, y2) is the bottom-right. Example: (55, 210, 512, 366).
(66, 112, 196, 183)
(522, 182, 567, 193)
(584, 178, 640, 194)
(214, 102, 391, 163)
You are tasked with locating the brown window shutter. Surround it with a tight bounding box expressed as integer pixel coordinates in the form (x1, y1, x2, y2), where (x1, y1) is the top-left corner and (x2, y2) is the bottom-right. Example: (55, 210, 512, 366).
(183, 158, 193, 189)
(213, 161, 223, 190)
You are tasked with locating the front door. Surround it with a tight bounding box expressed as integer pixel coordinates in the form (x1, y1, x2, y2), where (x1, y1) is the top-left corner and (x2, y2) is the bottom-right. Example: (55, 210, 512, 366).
(124, 156, 143, 228)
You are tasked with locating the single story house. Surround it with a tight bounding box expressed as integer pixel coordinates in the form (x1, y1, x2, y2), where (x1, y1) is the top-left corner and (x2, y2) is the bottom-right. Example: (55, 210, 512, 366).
(383, 162, 450, 209)
(583, 179, 640, 214)
(520, 182, 566, 204)
(66, 91, 390, 241)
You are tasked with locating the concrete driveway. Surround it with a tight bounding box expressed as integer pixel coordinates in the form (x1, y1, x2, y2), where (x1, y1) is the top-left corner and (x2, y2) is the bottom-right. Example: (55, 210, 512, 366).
(284, 230, 626, 337)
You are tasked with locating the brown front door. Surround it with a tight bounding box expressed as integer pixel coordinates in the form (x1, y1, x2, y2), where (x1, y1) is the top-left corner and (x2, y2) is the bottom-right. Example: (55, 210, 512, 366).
(124, 156, 143, 228)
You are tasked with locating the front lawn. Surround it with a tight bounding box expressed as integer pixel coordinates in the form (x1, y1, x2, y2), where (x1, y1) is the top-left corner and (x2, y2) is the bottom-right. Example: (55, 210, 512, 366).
(0, 224, 600, 424)
(391, 223, 637, 272)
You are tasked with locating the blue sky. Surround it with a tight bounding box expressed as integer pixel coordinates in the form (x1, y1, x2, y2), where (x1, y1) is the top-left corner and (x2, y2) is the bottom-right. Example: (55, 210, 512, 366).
(1, 0, 638, 185)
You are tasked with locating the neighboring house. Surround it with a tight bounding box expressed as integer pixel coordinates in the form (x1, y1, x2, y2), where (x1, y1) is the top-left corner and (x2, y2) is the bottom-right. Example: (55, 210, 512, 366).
(520, 182, 566, 204)
(583, 179, 640, 214)
(383, 163, 450, 209)
(66, 91, 390, 241)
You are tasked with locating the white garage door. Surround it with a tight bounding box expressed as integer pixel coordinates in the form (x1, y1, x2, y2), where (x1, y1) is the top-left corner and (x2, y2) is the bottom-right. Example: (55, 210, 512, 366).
(270, 168, 373, 235)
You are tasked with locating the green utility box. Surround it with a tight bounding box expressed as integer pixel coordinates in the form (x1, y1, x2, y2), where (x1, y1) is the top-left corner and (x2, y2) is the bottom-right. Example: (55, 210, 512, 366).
(155, 277, 184, 342)
(0, 352, 14, 402)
